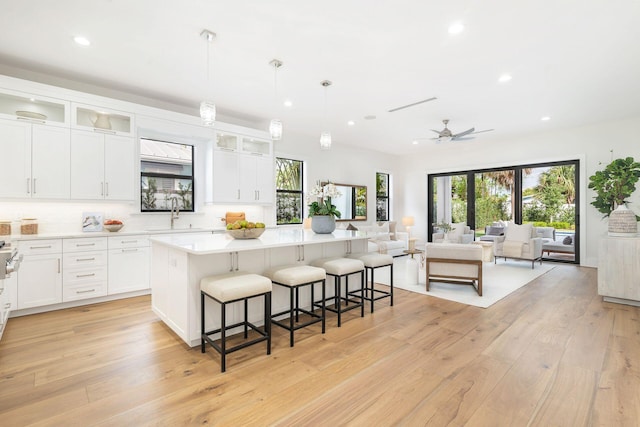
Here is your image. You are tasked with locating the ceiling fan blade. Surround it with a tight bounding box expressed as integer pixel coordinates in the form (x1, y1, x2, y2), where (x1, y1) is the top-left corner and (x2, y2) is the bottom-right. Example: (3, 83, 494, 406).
(430, 129, 442, 134)
(453, 127, 475, 138)
(452, 137, 475, 141)
(387, 97, 437, 113)
(470, 128, 494, 135)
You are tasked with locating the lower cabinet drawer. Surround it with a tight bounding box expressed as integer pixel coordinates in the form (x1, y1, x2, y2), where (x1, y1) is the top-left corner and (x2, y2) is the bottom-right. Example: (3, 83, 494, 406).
(63, 266, 107, 288)
(63, 251, 107, 269)
(63, 282, 107, 302)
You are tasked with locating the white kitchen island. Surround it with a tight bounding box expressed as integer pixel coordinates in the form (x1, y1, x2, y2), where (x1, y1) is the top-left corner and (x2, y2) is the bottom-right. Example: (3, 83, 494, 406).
(149, 229, 368, 347)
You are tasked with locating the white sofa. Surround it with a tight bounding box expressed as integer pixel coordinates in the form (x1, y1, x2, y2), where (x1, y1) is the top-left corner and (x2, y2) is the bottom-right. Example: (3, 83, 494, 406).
(424, 243, 484, 296)
(341, 221, 408, 257)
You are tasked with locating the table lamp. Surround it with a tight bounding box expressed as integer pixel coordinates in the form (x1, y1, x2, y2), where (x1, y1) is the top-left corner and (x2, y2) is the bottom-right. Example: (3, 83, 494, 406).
(402, 216, 414, 239)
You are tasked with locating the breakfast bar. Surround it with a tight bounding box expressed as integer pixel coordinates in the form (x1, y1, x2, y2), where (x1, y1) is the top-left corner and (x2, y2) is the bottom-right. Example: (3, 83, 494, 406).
(149, 229, 367, 347)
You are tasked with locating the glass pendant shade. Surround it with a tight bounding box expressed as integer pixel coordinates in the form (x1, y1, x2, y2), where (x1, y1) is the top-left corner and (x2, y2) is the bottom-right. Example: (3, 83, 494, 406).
(320, 132, 332, 150)
(200, 101, 216, 127)
(269, 119, 283, 140)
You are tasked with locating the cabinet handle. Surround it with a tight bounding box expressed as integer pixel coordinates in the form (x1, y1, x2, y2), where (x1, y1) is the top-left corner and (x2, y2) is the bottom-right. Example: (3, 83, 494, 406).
(251, 152, 263, 156)
(33, 178, 37, 194)
(76, 257, 96, 261)
(237, 189, 240, 200)
(101, 182, 104, 196)
(105, 182, 109, 197)
(30, 245, 52, 249)
(121, 248, 138, 252)
(26, 178, 30, 194)
(4, 302, 10, 309)
(76, 289, 96, 294)
(76, 273, 96, 278)
(219, 147, 234, 152)
(229, 252, 234, 272)
(120, 240, 138, 244)
(76, 243, 95, 247)
(58, 259, 61, 274)
(256, 190, 260, 200)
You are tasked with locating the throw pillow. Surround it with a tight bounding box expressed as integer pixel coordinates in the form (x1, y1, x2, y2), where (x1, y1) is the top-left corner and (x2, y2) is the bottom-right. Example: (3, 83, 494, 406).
(505, 223, 533, 243)
(487, 226, 504, 236)
(388, 221, 397, 240)
(449, 222, 466, 237)
(346, 223, 358, 231)
(563, 236, 573, 245)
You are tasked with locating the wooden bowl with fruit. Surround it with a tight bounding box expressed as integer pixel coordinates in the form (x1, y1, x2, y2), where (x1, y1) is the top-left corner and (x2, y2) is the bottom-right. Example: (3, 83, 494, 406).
(104, 219, 124, 232)
(226, 220, 266, 239)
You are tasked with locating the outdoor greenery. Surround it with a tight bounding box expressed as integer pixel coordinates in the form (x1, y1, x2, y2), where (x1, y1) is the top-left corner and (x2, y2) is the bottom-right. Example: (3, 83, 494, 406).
(275, 157, 303, 224)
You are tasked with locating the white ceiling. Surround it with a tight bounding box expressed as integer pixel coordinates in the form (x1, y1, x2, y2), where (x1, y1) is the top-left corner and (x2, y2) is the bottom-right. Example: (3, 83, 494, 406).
(1, 0, 640, 155)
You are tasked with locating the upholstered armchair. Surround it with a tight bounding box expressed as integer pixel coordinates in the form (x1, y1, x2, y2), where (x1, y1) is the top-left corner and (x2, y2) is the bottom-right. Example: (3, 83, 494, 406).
(493, 223, 543, 268)
(433, 222, 474, 244)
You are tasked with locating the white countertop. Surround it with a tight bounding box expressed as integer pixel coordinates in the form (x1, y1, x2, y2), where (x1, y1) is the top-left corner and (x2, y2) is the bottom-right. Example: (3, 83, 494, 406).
(149, 229, 366, 255)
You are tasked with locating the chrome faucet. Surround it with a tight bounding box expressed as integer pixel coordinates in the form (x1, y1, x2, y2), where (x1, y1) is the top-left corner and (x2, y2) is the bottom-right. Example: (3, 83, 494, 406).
(170, 197, 180, 229)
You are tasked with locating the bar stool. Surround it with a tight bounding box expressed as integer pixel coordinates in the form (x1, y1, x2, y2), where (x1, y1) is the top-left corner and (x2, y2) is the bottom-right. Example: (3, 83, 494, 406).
(200, 272, 272, 373)
(264, 264, 327, 347)
(348, 253, 394, 312)
(310, 257, 365, 327)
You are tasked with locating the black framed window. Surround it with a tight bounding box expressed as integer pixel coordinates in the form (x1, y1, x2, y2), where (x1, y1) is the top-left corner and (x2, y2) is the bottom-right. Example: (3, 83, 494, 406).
(376, 172, 389, 221)
(140, 138, 194, 212)
(276, 157, 303, 224)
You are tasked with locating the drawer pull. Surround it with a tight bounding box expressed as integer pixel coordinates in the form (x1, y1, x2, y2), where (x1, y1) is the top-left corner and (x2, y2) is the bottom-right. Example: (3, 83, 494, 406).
(30, 245, 52, 249)
(120, 240, 138, 244)
(121, 248, 138, 253)
(76, 289, 96, 294)
(76, 273, 96, 278)
(4, 302, 11, 309)
(76, 243, 96, 247)
(76, 257, 96, 262)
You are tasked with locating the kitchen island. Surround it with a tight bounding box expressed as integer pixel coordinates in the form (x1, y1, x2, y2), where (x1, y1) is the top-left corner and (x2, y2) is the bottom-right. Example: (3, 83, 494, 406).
(149, 229, 368, 347)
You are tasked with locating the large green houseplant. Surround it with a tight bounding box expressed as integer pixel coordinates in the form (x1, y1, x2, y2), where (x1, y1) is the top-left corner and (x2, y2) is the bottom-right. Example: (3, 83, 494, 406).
(588, 156, 640, 219)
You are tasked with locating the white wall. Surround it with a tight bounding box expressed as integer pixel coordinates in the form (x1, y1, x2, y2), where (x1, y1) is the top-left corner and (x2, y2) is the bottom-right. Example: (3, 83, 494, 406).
(394, 116, 640, 267)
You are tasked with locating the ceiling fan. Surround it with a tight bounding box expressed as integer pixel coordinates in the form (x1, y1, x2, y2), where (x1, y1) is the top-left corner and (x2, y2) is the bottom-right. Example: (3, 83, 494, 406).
(430, 119, 494, 143)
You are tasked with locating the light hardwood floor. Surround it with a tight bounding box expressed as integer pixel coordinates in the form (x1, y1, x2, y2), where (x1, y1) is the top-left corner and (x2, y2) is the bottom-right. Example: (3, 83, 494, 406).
(1, 264, 639, 426)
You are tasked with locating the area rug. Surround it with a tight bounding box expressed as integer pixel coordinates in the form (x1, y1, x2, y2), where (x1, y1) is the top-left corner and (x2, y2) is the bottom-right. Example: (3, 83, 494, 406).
(392, 262, 556, 308)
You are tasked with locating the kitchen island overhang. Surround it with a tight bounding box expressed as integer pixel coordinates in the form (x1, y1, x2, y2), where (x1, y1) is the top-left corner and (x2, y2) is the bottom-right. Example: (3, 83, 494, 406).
(149, 229, 368, 347)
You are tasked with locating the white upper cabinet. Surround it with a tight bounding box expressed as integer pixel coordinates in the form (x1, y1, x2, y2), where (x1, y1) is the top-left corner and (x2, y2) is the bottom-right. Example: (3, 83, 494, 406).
(70, 130, 135, 200)
(72, 103, 134, 136)
(0, 120, 70, 199)
(209, 132, 274, 204)
(0, 89, 69, 127)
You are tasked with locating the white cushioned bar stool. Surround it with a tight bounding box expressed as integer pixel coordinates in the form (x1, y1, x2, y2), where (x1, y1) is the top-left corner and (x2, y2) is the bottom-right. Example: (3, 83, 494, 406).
(348, 253, 394, 312)
(310, 257, 365, 327)
(264, 265, 327, 347)
(200, 272, 272, 373)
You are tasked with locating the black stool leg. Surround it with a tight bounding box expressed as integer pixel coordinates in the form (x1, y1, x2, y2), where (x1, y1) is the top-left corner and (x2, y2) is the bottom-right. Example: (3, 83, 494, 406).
(289, 286, 295, 347)
(321, 279, 326, 333)
(265, 292, 272, 355)
(200, 292, 205, 353)
(360, 270, 365, 317)
(390, 264, 394, 306)
(336, 275, 342, 327)
(244, 298, 248, 339)
(221, 302, 227, 373)
(370, 266, 375, 313)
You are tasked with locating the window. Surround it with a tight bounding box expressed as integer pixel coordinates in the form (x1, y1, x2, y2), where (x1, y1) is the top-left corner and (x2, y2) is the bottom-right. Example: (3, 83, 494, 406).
(376, 172, 389, 221)
(276, 157, 303, 224)
(140, 138, 194, 212)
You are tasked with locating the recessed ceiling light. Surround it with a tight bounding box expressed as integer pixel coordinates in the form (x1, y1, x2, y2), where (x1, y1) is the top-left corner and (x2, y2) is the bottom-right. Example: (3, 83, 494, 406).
(283, 99, 292, 107)
(347, 120, 355, 126)
(74, 36, 91, 46)
(541, 116, 551, 121)
(29, 98, 35, 102)
(412, 140, 419, 145)
(448, 22, 465, 35)
(498, 74, 512, 83)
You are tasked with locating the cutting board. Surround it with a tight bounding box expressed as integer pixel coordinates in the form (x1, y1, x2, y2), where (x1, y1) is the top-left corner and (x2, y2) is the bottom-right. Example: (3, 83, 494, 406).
(225, 212, 246, 224)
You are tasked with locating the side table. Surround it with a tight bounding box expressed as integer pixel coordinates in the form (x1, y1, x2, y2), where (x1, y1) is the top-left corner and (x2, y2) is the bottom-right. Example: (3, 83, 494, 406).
(472, 241, 494, 262)
(394, 249, 424, 286)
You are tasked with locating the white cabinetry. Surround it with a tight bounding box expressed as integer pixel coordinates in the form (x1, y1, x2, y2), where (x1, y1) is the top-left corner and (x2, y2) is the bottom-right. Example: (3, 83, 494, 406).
(17, 239, 63, 309)
(0, 120, 70, 199)
(71, 103, 134, 136)
(151, 245, 189, 340)
(210, 133, 273, 204)
(63, 237, 108, 302)
(108, 235, 149, 294)
(70, 130, 135, 200)
(0, 275, 17, 340)
(598, 237, 640, 306)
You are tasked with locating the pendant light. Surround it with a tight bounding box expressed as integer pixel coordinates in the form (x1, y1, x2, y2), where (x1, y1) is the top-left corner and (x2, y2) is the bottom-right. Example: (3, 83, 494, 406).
(320, 80, 332, 150)
(268, 59, 283, 141)
(200, 29, 216, 127)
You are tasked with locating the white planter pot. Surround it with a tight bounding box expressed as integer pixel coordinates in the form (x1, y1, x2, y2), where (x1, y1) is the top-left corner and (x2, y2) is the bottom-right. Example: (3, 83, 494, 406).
(608, 204, 638, 237)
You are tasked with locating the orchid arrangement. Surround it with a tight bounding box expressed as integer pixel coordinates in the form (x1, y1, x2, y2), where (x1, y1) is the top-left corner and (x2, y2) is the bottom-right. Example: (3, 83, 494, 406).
(307, 181, 342, 218)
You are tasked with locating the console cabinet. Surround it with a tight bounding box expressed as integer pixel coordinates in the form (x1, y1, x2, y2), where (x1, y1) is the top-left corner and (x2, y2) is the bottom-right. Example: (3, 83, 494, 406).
(598, 237, 640, 306)
(17, 239, 63, 309)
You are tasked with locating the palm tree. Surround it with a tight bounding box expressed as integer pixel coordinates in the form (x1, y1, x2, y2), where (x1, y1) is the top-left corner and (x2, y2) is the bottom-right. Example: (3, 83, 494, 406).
(484, 169, 532, 218)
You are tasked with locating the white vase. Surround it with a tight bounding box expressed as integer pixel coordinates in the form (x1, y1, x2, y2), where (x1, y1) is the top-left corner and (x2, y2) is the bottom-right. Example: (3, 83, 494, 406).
(608, 204, 638, 237)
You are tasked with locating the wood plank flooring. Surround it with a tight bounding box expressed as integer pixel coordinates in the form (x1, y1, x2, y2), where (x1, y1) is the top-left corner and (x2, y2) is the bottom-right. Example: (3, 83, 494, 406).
(1, 264, 639, 426)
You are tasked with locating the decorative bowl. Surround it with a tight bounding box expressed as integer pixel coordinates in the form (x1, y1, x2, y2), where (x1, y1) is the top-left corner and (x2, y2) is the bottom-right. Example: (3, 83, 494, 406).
(226, 228, 265, 239)
(104, 224, 124, 232)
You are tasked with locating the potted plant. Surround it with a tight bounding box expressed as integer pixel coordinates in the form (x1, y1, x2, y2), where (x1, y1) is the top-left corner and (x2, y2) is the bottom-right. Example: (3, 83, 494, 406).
(308, 181, 342, 233)
(588, 155, 640, 235)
